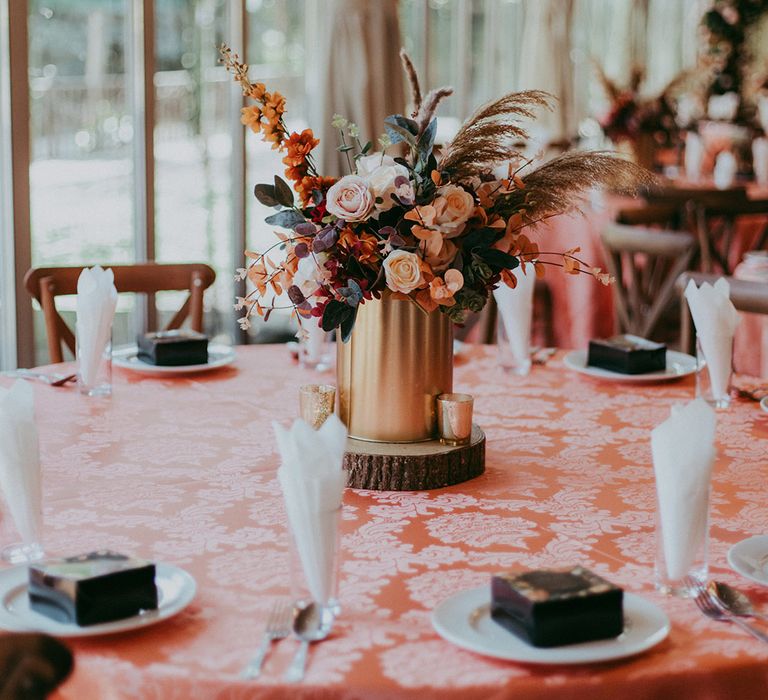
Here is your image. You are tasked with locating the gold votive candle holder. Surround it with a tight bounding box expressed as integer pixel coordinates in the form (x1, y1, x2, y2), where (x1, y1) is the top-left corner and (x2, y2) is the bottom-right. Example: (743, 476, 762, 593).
(299, 384, 336, 430)
(436, 393, 473, 446)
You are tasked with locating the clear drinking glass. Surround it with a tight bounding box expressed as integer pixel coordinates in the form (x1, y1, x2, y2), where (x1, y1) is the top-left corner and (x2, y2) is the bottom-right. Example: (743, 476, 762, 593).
(695, 337, 732, 409)
(654, 486, 710, 597)
(496, 314, 532, 375)
(288, 504, 342, 621)
(77, 332, 112, 397)
(0, 499, 44, 564)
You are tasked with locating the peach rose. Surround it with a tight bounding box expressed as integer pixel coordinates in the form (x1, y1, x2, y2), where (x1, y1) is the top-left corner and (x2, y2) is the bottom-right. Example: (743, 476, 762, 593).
(325, 175, 374, 222)
(413, 225, 457, 272)
(433, 184, 475, 237)
(429, 269, 464, 306)
(383, 250, 424, 294)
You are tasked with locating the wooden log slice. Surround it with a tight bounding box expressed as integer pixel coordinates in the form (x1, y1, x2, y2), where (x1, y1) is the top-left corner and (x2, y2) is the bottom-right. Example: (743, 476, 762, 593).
(343, 425, 485, 491)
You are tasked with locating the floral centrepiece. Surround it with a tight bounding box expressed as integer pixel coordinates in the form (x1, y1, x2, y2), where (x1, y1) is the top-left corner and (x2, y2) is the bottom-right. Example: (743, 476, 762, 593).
(222, 45, 651, 341)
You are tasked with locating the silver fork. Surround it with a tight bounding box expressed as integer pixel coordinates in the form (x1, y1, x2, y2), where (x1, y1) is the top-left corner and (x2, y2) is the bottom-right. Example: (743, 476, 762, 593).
(688, 578, 768, 644)
(241, 601, 293, 679)
(4, 370, 77, 387)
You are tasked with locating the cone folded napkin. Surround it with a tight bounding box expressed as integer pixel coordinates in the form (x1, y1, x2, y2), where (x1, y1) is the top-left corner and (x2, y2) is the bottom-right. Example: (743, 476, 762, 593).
(651, 399, 716, 580)
(274, 415, 347, 603)
(753, 137, 768, 187)
(713, 151, 736, 190)
(493, 271, 535, 368)
(684, 132, 703, 183)
(0, 381, 42, 545)
(685, 278, 739, 402)
(76, 266, 118, 388)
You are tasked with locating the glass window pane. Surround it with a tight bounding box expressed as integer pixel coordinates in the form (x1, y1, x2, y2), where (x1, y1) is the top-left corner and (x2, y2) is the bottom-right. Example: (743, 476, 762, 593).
(154, 0, 232, 341)
(28, 0, 134, 362)
(244, 1, 307, 341)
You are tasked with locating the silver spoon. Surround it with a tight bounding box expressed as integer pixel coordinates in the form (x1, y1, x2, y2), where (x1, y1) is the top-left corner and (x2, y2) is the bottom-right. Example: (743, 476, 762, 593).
(708, 581, 768, 623)
(283, 602, 334, 683)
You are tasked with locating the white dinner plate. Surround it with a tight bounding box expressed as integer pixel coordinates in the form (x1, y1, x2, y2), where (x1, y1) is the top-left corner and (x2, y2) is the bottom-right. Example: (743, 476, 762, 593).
(563, 349, 697, 383)
(728, 535, 768, 586)
(113, 343, 236, 375)
(431, 587, 670, 665)
(0, 562, 196, 637)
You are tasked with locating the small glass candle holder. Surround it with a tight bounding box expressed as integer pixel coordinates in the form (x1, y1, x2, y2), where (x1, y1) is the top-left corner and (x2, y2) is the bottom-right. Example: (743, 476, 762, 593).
(299, 384, 336, 430)
(436, 393, 474, 446)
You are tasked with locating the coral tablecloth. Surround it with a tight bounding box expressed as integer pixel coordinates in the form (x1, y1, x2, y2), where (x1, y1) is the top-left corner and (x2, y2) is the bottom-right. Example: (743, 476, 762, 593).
(539, 194, 767, 377)
(2, 345, 768, 699)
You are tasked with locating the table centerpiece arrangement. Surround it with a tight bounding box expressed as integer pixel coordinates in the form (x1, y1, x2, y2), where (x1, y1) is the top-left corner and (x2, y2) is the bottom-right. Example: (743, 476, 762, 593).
(222, 44, 651, 489)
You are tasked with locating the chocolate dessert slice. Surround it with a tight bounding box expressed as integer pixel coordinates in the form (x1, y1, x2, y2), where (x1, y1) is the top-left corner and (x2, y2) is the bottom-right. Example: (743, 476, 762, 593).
(137, 330, 208, 366)
(29, 551, 158, 626)
(491, 566, 623, 647)
(587, 334, 666, 374)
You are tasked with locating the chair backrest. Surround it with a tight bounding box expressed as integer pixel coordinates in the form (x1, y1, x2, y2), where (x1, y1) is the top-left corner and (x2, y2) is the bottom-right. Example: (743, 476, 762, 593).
(601, 223, 697, 340)
(676, 271, 768, 354)
(24, 263, 216, 364)
(643, 184, 749, 208)
(689, 198, 768, 275)
(616, 203, 682, 228)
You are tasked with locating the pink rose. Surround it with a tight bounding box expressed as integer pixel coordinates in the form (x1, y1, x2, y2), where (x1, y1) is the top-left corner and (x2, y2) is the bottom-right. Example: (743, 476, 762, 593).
(383, 250, 424, 294)
(433, 184, 475, 237)
(325, 175, 374, 222)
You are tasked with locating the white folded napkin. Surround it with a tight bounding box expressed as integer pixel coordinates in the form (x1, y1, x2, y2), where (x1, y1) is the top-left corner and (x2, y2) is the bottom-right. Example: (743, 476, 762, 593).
(0, 381, 42, 545)
(298, 318, 326, 365)
(707, 92, 739, 121)
(684, 132, 703, 183)
(493, 270, 535, 371)
(713, 151, 737, 190)
(76, 266, 117, 387)
(651, 399, 716, 581)
(753, 137, 768, 187)
(685, 278, 740, 402)
(758, 95, 768, 134)
(274, 415, 347, 604)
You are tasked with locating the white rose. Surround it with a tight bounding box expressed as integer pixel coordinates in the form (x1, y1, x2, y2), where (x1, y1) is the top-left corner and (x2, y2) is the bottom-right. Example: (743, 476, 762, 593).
(326, 175, 374, 222)
(293, 253, 329, 299)
(357, 153, 411, 213)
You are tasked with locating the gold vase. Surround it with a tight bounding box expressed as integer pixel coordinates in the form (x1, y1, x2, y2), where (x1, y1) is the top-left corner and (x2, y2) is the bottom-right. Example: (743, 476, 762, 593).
(337, 293, 453, 442)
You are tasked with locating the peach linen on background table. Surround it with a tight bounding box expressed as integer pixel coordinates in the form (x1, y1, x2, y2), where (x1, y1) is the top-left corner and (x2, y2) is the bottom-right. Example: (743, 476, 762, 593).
(2, 345, 767, 699)
(541, 191, 767, 377)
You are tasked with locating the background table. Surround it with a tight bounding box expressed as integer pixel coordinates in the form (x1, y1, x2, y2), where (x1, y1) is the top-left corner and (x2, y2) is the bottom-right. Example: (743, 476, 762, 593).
(541, 192, 767, 377)
(2, 345, 767, 699)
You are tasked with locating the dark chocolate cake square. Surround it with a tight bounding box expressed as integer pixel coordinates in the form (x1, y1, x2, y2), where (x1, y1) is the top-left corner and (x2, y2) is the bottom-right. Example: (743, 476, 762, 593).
(137, 330, 208, 366)
(587, 334, 666, 375)
(29, 551, 158, 626)
(491, 566, 623, 647)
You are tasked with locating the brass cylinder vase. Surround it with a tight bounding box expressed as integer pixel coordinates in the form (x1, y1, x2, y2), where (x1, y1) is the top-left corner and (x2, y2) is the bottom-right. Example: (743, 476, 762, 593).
(337, 293, 453, 442)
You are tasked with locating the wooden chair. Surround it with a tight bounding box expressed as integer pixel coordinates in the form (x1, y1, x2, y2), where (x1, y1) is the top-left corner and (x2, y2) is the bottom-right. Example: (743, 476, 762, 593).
(616, 202, 682, 229)
(642, 184, 749, 209)
(24, 263, 216, 363)
(688, 198, 768, 274)
(676, 271, 768, 354)
(601, 223, 697, 341)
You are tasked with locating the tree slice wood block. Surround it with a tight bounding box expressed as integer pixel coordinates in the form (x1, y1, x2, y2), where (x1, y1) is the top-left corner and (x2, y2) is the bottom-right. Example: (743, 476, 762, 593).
(343, 425, 485, 491)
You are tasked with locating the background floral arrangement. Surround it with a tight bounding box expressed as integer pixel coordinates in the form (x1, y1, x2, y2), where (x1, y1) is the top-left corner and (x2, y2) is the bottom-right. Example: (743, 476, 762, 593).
(222, 45, 650, 340)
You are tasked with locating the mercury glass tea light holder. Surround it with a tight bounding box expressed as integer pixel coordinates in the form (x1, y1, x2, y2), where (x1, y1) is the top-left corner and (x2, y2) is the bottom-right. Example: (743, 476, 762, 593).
(436, 393, 474, 446)
(299, 384, 336, 430)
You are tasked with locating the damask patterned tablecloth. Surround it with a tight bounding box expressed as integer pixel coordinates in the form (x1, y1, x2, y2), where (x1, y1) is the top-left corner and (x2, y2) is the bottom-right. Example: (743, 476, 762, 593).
(4, 345, 768, 699)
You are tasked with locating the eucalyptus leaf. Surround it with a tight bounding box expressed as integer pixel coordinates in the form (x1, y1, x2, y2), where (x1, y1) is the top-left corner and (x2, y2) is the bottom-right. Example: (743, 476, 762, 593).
(478, 248, 521, 271)
(264, 209, 306, 229)
(273, 175, 295, 208)
(254, 183, 279, 207)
